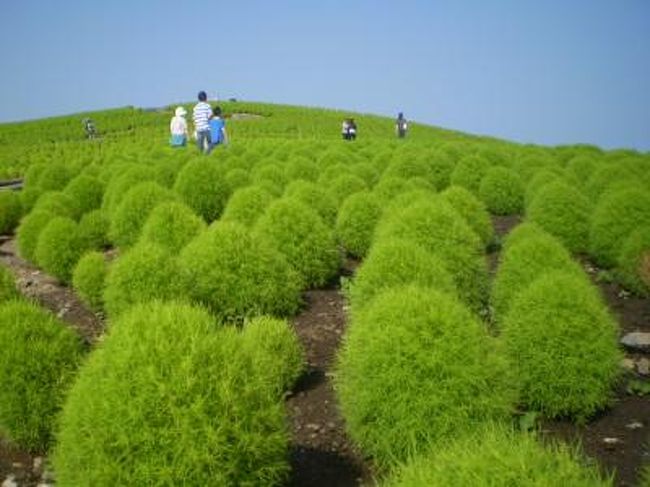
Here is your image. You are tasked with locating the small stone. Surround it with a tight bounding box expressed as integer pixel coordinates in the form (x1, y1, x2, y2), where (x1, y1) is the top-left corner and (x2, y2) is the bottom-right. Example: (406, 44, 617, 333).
(327, 421, 336, 430)
(602, 437, 622, 449)
(618, 289, 631, 299)
(637, 358, 650, 376)
(625, 421, 644, 430)
(621, 358, 636, 371)
(41, 470, 54, 482)
(10, 463, 22, 469)
(306, 423, 320, 431)
(33, 456, 43, 471)
(2, 475, 17, 487)
(621, 332, 650, 352)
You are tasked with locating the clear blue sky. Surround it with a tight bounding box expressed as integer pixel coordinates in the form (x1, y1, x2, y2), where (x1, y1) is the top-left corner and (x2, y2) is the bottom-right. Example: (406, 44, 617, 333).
(2, 0, 649, 150)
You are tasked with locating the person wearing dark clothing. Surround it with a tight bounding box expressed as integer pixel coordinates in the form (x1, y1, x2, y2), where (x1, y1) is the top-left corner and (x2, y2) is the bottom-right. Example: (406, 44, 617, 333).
(342, 118, 357, 141)
(396, 112, 408, 138)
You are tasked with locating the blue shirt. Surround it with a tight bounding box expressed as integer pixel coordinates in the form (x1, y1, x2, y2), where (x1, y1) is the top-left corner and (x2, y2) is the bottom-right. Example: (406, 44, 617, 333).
(209, 118, 225, 144)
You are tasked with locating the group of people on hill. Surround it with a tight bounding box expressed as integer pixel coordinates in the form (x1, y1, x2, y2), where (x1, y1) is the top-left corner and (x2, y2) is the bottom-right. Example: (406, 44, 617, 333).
(341, 112, 409, 141)
(169, 91, 228, 153)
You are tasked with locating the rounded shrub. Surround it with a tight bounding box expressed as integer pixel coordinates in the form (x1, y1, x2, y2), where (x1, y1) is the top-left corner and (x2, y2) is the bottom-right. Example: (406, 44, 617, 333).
(424, 150, 455, 191)
(617, 227, 650, 297)
(34, 217, 86, 284)
(179, 221, 302, 322)
(251, 163, 287, 196)
(222, 185, 276, 228)
(335, 191, 383, 258)
(449, 154, 490, 194)
(0, 266, 19, 302)
(285, 156, 320, 182)
(326, 174, 368, 208)
(382, 424, 612, 486)
(440, 185, 494, 245)
(589, 186, 650, 268)
(254, 198, 340, 287)
(527, 181, 592, 252)
(585, 163, 640, 202)
(224, 167, 250, 192)
(349, 162, 380, 187)
(35, 163, 72, 192)
(336, 286, 515, 468)
(284, 180, 338, 225)
(0, 300, 84, 451)
(78, 209, 110, 250)
(109, 181, 178, 248)
(72, 251, 107, 311)
(383, 157, 434, 183)
(479, 166, 524, 215)
(566, 155, 598, 187)
(140, 201, 206, 253)
(16, 210, 55, 263)
(173, 158, 230, 222)
(32, 191, 77, 219)
(348, 239, 456, 311)
(63, 174, 104, 217)
(0, 191, 22, 235)
(502, 271, 621, 421)
(101, 165, 156, 216)
(524, 168, 565, 207)
(53, 302, 293, 486)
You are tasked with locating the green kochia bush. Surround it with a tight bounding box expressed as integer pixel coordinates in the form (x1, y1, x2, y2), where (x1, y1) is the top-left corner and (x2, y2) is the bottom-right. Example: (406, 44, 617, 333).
(254, 198, 340, 288)
(284, 180, 338, 225)
(589, 187, 650, 268)
(0, 191, 22, 235)
(103, 242, 188, 318)
(63, 175, 104, 217)
(32, 191, 76, 219)
(34, 217, 86, 284)
(449, 154, 490, 194)
(179, 222, 302, 322)
(440, 185, 494, 246)
(16, 210, 55, 263)
(526, 181, 592, 253)
(327, 174, 368, 208)
(221, 185, 276, 228)
(0, 300, 84, 451)
(53, 302, 296, 486)
(617, 228, 650, 297)
(382, 424, 612, 486)
(348, 239, 456, 311)
(101, 165, 156, 216)
(140, 201, 206, 253)
(336, 287, 515, 469)
(173, 158, 230, 222)
(335, 191, 383, 258)
(78, 209, 110, 250)
(502, 271, 621, 421)
(479, 166, 524, 215)
(0, 266, 19, 302)
(72, 251, 107, 311)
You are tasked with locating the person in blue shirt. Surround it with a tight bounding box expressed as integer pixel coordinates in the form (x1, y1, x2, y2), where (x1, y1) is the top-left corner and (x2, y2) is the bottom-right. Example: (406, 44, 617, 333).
(207, 106, 228, 154)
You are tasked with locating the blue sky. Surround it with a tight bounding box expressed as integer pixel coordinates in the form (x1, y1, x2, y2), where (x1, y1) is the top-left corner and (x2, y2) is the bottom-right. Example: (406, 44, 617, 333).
(1, 0, 649, 150)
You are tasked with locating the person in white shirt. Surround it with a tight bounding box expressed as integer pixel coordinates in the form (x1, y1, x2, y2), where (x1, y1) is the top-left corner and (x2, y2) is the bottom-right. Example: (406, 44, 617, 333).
(169, 106, 189, 147)
(193, 91, 212, 153)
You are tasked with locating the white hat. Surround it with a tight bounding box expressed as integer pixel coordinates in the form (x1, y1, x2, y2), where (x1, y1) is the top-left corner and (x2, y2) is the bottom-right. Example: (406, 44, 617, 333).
(175, 106, 187, 117)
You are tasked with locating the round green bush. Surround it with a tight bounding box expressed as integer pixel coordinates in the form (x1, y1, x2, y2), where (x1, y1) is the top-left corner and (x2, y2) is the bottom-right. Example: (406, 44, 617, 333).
(382, 424, 612, 486)
(440, 185, 494, 245)
(284, 180, 338, 225)
(179, 221, 302, 322)
(32, 191, 77, 219)
(34, 217, 86, 284)
(72, 251, 107, 311)
(251, 163, 287, 196)
(224, 167, 250, 191)
(336, 286, 515, 468)
(284, 156, 320, 182)
(349, 162, 380, 186)
(63, 174, 105, 217)
(103, 242, 188, 318)
(140, 201, 206, 253)
(524, 168, 565, 207)
(0, 266, 19, 303)
(326, 174, 368, 208)
(374, 198, 488, 310)
(383, 157, 434, 183)
(53, 301, 293, 486)
(479, 166, 524, 215)
(335, 191, 383, 258)
(254, 198, 339, 287)
(491, 229, 583, 321)
(0, 191, 22, 235)
(222, 185, 276, 228)
(348, 239, 456, 311)
(449, 154, 490, 194)
(421, 150, 455, 190)
(526, 181, 592, 252)
(173, 158, 230, 222)
(617, 227, 650, 297)
(502, 271, 621, 421)
(78, 209, 110, 250)
(109, 181, 178, 248)
(35, 163, 72, 192)
(19, 187, 43, 213)
(566, 155, 598, 187)
(101, 165, 156, 216)
(589, 187, 650, 268)
(16, 210, 55, 263)
(0, 300, 84, 451)
(585, 162, 641, 202)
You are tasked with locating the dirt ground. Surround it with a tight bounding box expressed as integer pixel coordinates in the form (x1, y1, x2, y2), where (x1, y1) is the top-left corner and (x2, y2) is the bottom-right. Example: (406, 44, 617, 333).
(0, 214, 649, 485)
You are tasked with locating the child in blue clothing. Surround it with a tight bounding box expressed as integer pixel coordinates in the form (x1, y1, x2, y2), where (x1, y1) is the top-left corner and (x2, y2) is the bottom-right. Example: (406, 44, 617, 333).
(207, 106, 228, 154)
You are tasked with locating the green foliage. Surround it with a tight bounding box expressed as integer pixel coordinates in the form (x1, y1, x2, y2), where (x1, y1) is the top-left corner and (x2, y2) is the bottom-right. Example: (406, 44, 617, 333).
(479, 166, 524, 215)
(348, 239, 456, 311)
(450, 154, 490, 194)
(440, 185, 494, 245)
(502, 271, 621, 421)
(336, 286, 515, 468)
(327, 174, 368, 207)
(103, 242, 188, 318)
(32, 191, 77, 219)
(382, 424, 612, 486)
(224, 167, 251, 192)
(35, 163, 72, 192)
(78, 209, 110, 250)
(524, 168, 564, 207)
(335, 191, 383, 258)
(53, 302, 294, 486)
(284, 179, 338, 225)
(72, 251, 107, 311)
(251, 163, 288, 196)
(0, 300, 84, 451)
(383, 157, 434, 183)
(140, 201, 206, 253)
(589, 186, 650, 268)
(526, 181, 592, 252)
(222, 185, 276, 228)
(16, 210, 54, 263)
(173, 158, 230, 222)
(101, 165, 156, 216)
(421, 150, 455, 190)
(34, 217, 86, 283)
(179, 221, 302, 322)
(63, 174, 105, 217)
(109, 181, 177, 248)
(284, 155, 320, 182)
(0, 191, 22, 235)
(616, 227, 650, 297)
(0, 266, 19, 302)
(254, 197, 340, 287)
(566, 155, 598, 187)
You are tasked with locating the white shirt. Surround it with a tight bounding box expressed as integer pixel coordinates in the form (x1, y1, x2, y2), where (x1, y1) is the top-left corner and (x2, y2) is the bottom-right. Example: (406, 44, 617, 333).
(170, 116, 187, 136)
(193, 102, 212, 131)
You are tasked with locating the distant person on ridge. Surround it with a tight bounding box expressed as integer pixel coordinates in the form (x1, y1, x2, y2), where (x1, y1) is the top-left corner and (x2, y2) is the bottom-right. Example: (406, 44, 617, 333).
(395, 112, 408, 138)
(342, 118, 357, 141)
(207, 106, 228, 154)
(82, 118, 97, 139)
(341, 119, 350, 140)
(192, 91, 212, 153)
(169, 106, 189, 147)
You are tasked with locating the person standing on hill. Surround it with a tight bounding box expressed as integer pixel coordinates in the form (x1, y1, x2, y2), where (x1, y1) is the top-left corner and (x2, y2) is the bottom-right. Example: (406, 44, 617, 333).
(193, 91, 212, 153)
(207, 106, 228, 154)
(169, 106, 189, 147)
(395, 112, 408, 138)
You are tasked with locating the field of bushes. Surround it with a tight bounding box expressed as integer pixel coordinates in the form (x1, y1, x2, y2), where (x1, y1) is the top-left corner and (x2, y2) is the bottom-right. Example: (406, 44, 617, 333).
(0, 101, 649, 485)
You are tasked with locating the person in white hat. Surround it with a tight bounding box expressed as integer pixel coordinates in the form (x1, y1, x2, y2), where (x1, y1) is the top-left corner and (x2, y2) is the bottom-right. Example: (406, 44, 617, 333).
(169, 106, 189, 147)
